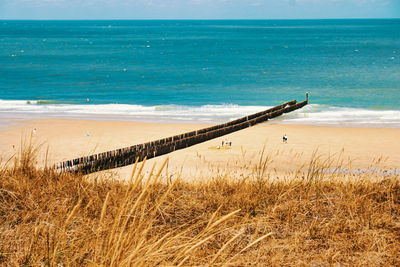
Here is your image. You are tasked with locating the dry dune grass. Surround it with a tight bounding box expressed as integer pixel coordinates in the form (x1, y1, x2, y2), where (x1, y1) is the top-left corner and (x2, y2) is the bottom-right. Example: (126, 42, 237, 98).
(0, 144, 399, 266)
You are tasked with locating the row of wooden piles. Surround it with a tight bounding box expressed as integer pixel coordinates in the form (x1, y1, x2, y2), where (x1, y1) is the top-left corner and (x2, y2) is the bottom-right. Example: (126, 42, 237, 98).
(56, 98, 307, 174)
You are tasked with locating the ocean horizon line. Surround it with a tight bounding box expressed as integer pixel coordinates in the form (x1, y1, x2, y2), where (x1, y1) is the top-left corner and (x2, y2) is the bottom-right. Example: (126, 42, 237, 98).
(2, 18, 400, 21)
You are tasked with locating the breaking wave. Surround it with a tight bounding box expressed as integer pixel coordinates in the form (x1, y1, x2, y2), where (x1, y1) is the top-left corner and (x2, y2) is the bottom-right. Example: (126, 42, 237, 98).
(0, 100, 399, 127)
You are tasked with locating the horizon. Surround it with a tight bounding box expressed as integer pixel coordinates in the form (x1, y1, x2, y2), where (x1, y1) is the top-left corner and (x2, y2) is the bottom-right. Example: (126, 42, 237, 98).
(1, 18, 400, 21)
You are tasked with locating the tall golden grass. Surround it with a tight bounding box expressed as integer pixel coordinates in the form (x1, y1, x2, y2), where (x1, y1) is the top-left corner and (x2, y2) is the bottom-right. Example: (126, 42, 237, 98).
(0, 145, 399, 266)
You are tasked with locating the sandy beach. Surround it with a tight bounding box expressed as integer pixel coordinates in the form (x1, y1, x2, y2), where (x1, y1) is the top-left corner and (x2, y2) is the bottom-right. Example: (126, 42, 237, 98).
(0, 118, 399, 181)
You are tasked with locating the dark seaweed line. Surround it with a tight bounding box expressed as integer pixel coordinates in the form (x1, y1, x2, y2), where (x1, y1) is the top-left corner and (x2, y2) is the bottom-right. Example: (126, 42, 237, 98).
(55, 98, 307, 174)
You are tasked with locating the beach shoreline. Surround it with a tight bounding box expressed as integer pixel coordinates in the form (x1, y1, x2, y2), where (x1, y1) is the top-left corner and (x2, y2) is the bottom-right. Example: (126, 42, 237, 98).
(1, 117, 399, 181)
(1, 101, 400, 129)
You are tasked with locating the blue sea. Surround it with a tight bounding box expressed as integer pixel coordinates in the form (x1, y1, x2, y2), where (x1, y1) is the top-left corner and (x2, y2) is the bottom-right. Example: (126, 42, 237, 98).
(1, 19, 399, 126)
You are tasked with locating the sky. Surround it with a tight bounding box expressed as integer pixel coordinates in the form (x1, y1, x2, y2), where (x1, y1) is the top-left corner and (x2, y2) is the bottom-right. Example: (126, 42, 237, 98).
(0, 0, 399, 20)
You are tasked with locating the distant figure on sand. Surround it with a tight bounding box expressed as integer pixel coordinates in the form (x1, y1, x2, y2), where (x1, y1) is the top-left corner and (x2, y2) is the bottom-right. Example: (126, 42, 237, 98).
(283, 134, 287, 143)
(32, 128, 37, 136)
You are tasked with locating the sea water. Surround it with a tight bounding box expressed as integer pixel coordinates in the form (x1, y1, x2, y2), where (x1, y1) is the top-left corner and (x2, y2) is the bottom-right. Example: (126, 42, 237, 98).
(0, 19, 399, 126)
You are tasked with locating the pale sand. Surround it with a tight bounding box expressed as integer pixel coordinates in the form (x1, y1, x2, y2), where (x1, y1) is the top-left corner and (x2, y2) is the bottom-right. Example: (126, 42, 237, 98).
(0, 118, 399, 181)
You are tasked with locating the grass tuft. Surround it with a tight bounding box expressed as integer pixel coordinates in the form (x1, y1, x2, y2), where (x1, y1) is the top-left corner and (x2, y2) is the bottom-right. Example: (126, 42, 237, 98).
(0, 146, 399, 265)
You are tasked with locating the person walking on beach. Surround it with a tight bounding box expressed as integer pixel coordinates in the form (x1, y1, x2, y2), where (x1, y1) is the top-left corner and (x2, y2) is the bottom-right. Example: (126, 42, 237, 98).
(283, 134, 287, 143)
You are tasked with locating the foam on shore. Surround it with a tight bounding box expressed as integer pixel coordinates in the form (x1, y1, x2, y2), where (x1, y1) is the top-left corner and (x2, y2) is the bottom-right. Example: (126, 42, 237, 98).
(1, 99, 400, 127)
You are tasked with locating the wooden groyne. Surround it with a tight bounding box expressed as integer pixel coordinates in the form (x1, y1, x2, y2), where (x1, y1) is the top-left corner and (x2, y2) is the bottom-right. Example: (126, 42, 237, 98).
(56, 95, 308, 174)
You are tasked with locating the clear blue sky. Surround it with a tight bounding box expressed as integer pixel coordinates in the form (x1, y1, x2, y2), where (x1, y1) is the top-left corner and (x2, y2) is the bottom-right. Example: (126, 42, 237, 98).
(1, 0, 399, 20)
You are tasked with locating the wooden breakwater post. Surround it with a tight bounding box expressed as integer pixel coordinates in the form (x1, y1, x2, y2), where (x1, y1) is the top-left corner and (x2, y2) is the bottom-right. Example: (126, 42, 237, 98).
(56, 95, 308, 174)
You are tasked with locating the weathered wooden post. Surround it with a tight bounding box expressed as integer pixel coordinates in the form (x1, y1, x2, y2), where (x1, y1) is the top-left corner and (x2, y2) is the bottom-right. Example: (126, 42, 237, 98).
(56, 98, 309, 174)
